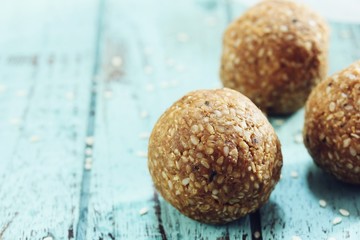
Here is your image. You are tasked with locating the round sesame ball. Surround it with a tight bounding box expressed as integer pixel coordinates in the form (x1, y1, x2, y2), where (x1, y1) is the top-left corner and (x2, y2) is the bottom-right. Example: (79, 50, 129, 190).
(220, 0, 329, 115)
(304, 61, 360, 184)
(148, 88, 282, 224)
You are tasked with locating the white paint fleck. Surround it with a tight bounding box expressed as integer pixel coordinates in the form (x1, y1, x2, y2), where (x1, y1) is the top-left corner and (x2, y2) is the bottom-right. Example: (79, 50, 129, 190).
(254, 231, 261, 239)
(292, 236, 302, 240)
(177, 32, 189, 42)
(332, 217, 342, 225)
(339, 208, 350, 217)
(9, 117, 22, 126)
(84, 158, 93, 170)
(319, 199, 327, 208)
(111, 56, 123, 67)
(136, 151, 147, 158)
(139, 207, 149, 216)
(290, 171, 298, 178)
(43, 236, 54, 240)
(327, 237, 336, 240)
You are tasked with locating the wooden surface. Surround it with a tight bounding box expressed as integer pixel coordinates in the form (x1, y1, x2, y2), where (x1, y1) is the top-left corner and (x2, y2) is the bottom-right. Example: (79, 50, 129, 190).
(0, 0, 359, 239)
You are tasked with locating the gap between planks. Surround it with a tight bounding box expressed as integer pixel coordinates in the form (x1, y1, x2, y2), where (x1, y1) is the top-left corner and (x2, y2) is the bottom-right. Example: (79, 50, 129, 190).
(76, 0, 106, 239)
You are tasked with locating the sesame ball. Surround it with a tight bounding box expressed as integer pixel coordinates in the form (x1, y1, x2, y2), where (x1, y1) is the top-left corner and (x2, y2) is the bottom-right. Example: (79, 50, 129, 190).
(304, 61, 360, 184)
(148, 88, 282, 224)
(220, 0, 329, 115)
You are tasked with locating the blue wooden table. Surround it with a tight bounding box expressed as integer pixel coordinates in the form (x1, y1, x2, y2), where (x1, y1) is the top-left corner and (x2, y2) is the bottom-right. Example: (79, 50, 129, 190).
(0, 0, 359, 239)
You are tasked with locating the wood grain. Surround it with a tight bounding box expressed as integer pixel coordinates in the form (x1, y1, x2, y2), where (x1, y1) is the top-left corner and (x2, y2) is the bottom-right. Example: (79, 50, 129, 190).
(0, 0, 97, 239)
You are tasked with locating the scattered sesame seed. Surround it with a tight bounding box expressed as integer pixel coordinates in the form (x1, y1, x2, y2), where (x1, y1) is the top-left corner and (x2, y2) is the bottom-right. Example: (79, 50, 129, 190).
(177, 32, 189, 42)
(144, 47, 153, 56)
(294, 134, 303, 144)
(204, 16, 217, 27)
(16, 89, 28, 97)
(254, 231, 261, 239)
(319, 199, 327, 208)
(327, 237, 336, 240)
(292, 236, 302, 240)
(85, 147, 93, 156)
(65, 91, 75, 100)
(85, 136, 95, 145)
(84, 158, 93, 170)
(144, 66, 153, 75)
(145, 84, 155, 92)
(139, 132, 150, 139)
(30, 135, 41, 143)
(176, 64, 185, 72)
(273, 119, 285, 126)
(43, 236, 54, 240)
(9, 117, 21, 126)
(339, 209, 350, 217)
(332, 217, 342, 225)
(290, 171, 298, 178)
(140, 111, 149, 118)
(139, 207, 149, 216)
(136, 151, 147, 158)
(166, 58, 175, 67)
(0, 84, 6, 93)
(181, 178, 190, 186)
(111, 56, 123, 67)
(104, 90, 113, 99)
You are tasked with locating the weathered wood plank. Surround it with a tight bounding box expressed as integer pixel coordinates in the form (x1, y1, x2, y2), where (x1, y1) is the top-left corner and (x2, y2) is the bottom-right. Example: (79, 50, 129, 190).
(259, 23, 360, 240)
(86, 0, 252, 239)
(0, 1, 98, 239)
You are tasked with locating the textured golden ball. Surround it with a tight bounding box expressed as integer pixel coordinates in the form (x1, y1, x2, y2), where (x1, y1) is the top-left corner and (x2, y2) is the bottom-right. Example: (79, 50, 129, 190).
(220, 0, 329, 115)
(148, 88, 282, 224)
(304, 61, 360, 184)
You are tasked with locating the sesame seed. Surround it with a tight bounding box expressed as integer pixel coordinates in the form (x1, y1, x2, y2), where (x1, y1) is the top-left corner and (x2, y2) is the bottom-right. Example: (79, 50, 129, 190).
(292, 236, 301, 240)
(343, 138, 351, 148)
(182, 178, 190, 186)
(332, 217, 342, 225)
(190, 135, 200, 145)
(319, 199, 327, 208)
(177, 32, 189, 42)
(0, 84, 6, 93)
(104, 90, 113, 99)
(111, 56, 123, 67)
(43, 236, 54, 240)
(329, 102, 336, 112)
(350, 133, 359, 138)
(65, 91, 75, 100)
(144, 66, 153, 75)
(223, 146, 229, 156)
(294, 134, 303, 144)
(30, 135, 41, 143)
(85, 136, 95, 145)
(327, 237, 336, 240)
(349, 147, 357, 156)
(201, 159, 210, 169)
(279, 25, 288, 32)
(16, 89, 28, 97)
(139, 207, 149, 216)
(85, 148, 93, 156)
(145, 84, 155, 92)
(139, 132, 150, 139)
(84, 158, 92, 170)
(339, 209, 350, 217)
(254, 231, 261, 239)
(135, 151, 147, 158)
(273, 119, 285, 126)
(290, 171, 298, 178)
(140, 111, 149, 118)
